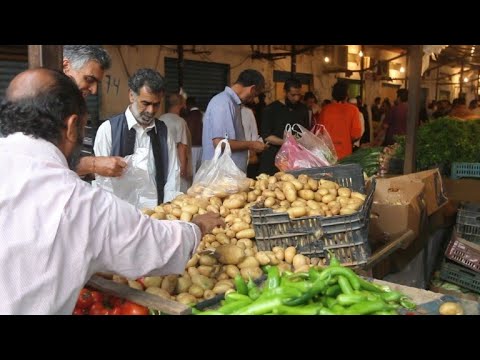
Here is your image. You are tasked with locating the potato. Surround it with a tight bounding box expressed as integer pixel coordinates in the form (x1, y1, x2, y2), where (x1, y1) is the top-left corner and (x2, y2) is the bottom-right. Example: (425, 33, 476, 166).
(238, 256, 260, 269)
(298, 189, 315, 200)
(145, 286, 171, 299)
(337, 187, 352, 198)
(187, 267, 199, 277)
(322, 194, 336, 204)
(274, 207, 288, 213)
(189, 284, 205, 298)
(243, 215, 252, 224)
(274, 188, 286, 201)
(180, 211, 193, 222)
(262, 190, 276, 198)
(345, 202, 362, 211)
(255, 251, 271, 266)
(236, 228, 255, 239)
(247, 191, 258, 203)
(216, 271, 229, 280)
(351, 192, 366, 201)
(171, 208, 182, 218)
(287, 207, 307, 219)
(245, 248, 255, 257)
(161, 275, 178, 295)
(176, 276, 193, 294)
(264, 197, 276, 208)
(280, 173, 295, 182)
(253, 188, 262, 196)
(290, 179, 303, 191)
(203, 290, 216, 300)
(327, 201, 339, 209)
(112, 274, 128, 285)
(197, 265, 214, 277)
(143, 276, 163, 288)
(317, 187, 330, 196)
(285, 246, 297, 264)
(225, 264, 240, 278)
(206, 204, 220, 213)
(150, 212, 166, 220)
(210, 241, 221, 248)
(224, 198, 246, 209)
(310, 257, 320, 266)
(141, 208, 155, 216)
(314, 192, 324, 202)
(268, 176, 278, 184)
(216, 233, 230, 245)
(265, 251, 279, 265)
(237, 238, 253, 249)
(210, 196, 222, 207)
(277, 262, 292, 274)
(182, 204, 199, 215)
(307, 200, 320, 210)
(307, 178, 318, 191)
(328, 188, 338, 197)
(191, 274, 214, 290)
(240, 267, 263, 280)
(291, 200, 307, 207)
(128, 280, 144, 290)
(219, 206, 230, 217)
(298, 174, 309, 184)
(198, 208, 207, 215)
(212, 227, 225, 235)
(320, 179, 337, 189)
(202, 234, 216, 243)
(340, 208, 357, 215)
(224, 229, 235, 239)
(213, 283, 233, 295)
(166, 214, 178, 220)
(154, 205, 165, 213)
(283, 185, 297, 202)
(176, 293, 197, 305)
(330, 206, 340, 216)
(309, 208, 325, 216)
(337, 196, 350, 207)
(215, 245, 246, 265)
(272, 247, 285, 261)
(294, 264, 311, 273)
(292, 254, 307, 270)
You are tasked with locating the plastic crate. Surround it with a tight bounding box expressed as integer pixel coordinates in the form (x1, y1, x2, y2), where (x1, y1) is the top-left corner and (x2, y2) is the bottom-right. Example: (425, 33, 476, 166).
(456, 202, 480, 244)
(451, 162, 480, 180)
(251, 164, 373, 266)
(439, 259, 480, 294)
(445, 229, 480, 273)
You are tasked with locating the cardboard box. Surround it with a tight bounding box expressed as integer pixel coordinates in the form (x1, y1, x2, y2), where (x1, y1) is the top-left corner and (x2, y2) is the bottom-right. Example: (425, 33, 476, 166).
(443, 178, 480, 202)
(369, 177, 425, 249)
(393, 169, 448, 215)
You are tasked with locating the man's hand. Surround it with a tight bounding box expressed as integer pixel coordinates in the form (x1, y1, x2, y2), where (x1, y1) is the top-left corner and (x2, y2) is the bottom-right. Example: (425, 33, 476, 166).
(191, 212, 225, 236)
(249, 141, 269, 153)
(94, 156, 127, 177)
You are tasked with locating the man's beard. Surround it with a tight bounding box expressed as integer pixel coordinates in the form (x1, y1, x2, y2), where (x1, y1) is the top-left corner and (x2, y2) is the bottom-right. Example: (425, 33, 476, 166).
(136, 114, 155, 126)
(285, 98, 299, 110)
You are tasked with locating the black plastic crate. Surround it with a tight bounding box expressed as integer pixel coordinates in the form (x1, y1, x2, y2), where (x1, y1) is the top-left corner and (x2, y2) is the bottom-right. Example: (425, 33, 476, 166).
(439, 259, 480, 294)
(456, 202, 480, 244)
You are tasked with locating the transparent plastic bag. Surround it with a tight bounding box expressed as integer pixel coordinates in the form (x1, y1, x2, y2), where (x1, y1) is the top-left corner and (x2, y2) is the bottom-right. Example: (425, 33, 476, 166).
(95, 148, 157, 209)
(187, 139, 250, 198)
(275, 124, 327, 171)
(307, 123, 338, 164)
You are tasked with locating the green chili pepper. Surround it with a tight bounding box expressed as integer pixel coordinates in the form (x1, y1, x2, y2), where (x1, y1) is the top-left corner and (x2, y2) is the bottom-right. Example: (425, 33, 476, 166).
(373, 310, 398, 315)
(336, 293, 368, 306)
(319, 307, 335, 315)
(282, 278, 329, 306)
(234, 275, 248, 295)
(325, 284, 342, 297)
(274, 304, 323, 315)
(195, 310, 224, 315)
(218, 300, 253, 315)
(330, 304, 346, 314)
(248, 286, 261, 301)
(308, 267, 322, 281)
(399, 297, 416, 310)
(357, 277, 387, 293)
(328, 252, 341, 267)
(232, 297, 284, 315)
(325, 296, 338, 308)
(225, 292, 252, 303)
(267, 266, 281, 289)
(344, 301, 395, 315)
(380, 291, 403, 303)
(337, 275, 354, 295)
(319, 267, 361, 290)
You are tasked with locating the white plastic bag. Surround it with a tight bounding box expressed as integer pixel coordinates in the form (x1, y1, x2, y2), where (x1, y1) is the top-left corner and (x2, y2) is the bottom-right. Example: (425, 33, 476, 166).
(187, 139, 250, 198)
(95, 148, 157, 209)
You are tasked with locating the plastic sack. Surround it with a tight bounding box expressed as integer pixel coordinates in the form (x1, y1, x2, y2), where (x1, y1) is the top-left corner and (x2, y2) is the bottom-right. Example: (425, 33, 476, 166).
(187, 139, 250, 198)
(275, 124, 327, 171)
(298, 123, 338, 164)
(95, 148, 157, 209)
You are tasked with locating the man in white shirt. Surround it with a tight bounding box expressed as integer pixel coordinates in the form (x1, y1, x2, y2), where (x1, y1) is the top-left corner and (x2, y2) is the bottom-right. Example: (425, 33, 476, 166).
(241, 103, 262, 178)
(0, 68, 223, 314)
(94, 68, 181, 208)
(159, 94, 192, 193)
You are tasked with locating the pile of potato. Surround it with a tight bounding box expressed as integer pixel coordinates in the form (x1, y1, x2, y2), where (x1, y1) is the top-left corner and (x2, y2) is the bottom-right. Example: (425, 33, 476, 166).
(117, 172, 366, 305)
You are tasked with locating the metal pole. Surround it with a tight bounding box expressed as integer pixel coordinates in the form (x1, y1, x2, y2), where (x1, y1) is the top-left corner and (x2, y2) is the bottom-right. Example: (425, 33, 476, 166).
(403, 45, 422, 175)
(459, 60, 464, 97)
(291, 45, 296, 75)
(360, 45, 364, 100)
(435, 67, 440, 100)
(28, 45, 63, 70)
(177, 45, 184, 91)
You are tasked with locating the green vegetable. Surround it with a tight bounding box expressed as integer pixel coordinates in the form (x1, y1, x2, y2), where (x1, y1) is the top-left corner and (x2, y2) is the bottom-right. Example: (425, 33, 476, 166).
(266, 266, 281, 290)
(234, 275, 248, 296)
(344, 301, 395, 315)
(337, 275, 354, 295)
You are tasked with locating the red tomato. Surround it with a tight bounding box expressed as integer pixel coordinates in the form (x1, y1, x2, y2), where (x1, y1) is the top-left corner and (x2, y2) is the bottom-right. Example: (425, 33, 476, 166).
(90, 290, 104, 304)
(111, 306, 123, 315)
(110, 296, 125, 308)
(73, 307, 88, 315)
(120, 301, 149, 315)
(89, 302, 112, 315)
(76, 288, 94, 309)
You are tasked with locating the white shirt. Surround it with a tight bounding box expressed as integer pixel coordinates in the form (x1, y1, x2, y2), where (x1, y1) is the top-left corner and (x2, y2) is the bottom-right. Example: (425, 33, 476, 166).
(0, 133, 201, 314)
(94, 107, 181, 207)
(241, 106, 261, 142)
(159, 113, 189, 146)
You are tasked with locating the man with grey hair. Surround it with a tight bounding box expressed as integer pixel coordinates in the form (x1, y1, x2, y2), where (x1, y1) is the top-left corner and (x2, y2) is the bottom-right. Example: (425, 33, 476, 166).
(94, 68, 181, 207)
(63, 45, 128, 178)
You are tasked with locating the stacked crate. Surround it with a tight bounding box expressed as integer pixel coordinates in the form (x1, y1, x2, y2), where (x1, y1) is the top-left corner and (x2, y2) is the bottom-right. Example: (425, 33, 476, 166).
(439, 203, 480, 294)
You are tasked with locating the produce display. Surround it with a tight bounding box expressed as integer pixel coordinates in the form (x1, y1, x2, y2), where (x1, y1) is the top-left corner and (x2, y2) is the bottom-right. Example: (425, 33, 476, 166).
(107, 172, 368, 308)
(72, 288, 149, 315)
(193, 255, 417, 315)
(338, 147, 383, 177)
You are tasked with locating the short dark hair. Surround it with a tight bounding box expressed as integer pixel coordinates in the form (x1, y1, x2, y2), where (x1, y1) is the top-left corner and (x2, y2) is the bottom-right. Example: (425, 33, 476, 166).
(0, 70, 87, 145)
(128, 68, 165, 95)
(235, 69, 265, 90)
(303, 91, 317, 102)
(374, 97, 381, 103)
(284, 78, 302, 92)
(332, 81, 348, 102)
(397, 89, 408, 102)
(186, 97, 197, 108)
(63, 45, 111, 70)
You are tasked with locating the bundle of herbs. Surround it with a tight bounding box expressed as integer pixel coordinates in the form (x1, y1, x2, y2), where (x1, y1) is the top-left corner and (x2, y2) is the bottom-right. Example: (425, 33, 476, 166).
(394, 117, 480, 174)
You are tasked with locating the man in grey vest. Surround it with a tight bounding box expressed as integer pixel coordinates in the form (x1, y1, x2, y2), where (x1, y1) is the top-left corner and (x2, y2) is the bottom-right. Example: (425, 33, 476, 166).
(94, 68, 180, 207)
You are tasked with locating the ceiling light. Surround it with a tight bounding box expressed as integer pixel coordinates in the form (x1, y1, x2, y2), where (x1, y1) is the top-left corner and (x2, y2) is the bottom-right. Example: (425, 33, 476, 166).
(358, 50, 364, 57)
(324, 56, 330, 63)
(464, 77, 469, 83)
(400, 66, 405, 73)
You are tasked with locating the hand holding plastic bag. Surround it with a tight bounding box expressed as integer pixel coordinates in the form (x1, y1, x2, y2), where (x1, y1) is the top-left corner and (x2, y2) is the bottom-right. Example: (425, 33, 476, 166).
(275, 124, 327, 171)
(188, 139, 250, 198)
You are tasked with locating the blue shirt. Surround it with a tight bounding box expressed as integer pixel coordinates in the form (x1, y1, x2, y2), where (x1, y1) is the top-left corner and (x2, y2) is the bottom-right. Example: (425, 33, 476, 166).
(202, 86, 247, 172)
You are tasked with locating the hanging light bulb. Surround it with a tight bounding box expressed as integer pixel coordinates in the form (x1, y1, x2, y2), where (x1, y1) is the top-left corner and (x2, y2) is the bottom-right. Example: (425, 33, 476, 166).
(464, 77, 469, 83)
(324, 56, 330, 63)
(358, 50, 364, 57)
(400, 66, 405, 73)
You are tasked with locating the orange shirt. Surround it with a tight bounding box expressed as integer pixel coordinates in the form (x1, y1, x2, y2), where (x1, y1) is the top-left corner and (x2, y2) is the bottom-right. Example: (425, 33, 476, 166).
(317, 102, 362, 160)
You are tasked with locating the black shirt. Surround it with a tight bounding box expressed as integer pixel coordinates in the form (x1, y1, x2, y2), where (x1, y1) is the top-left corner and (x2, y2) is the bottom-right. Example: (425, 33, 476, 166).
(259, 100, 309, 175)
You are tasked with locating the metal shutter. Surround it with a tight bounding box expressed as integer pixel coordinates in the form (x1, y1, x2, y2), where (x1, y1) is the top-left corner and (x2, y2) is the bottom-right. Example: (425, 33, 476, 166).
(164, 57, 229, 111)
(0, 61, 28, 99)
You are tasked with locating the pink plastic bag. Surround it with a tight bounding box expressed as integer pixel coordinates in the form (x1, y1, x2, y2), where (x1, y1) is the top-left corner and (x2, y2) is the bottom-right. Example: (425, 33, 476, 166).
(297, 123, 338, 164)
(275, 125, 327, 171)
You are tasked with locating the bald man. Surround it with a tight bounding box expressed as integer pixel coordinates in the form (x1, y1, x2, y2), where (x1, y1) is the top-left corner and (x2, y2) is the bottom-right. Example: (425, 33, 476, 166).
(0, 68, 223, 314)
